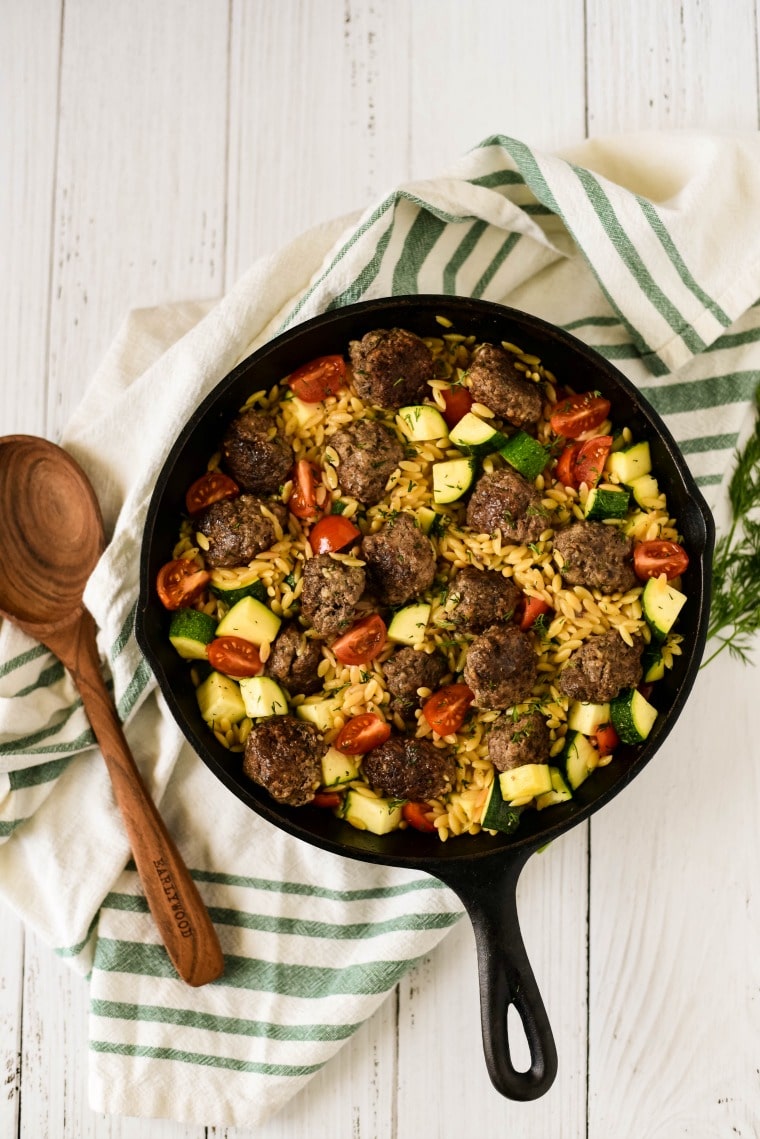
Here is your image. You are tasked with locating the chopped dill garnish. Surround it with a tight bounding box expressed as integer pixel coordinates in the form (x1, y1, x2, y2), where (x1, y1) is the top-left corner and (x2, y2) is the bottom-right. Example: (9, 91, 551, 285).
(703, 391, 760, 667)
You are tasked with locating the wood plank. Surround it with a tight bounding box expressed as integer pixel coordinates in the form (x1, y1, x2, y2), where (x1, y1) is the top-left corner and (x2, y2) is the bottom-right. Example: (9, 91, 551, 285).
(0, 0, 62, 436)
(0, 908, 24, 1139)
(45, 0, 230, 437)
(396, 828, 589, 1139)
(587, 652, 760, 1136)
(587, 0, 759, 133)
(408, 0, 587, 174)
(226, 0, 413, 284)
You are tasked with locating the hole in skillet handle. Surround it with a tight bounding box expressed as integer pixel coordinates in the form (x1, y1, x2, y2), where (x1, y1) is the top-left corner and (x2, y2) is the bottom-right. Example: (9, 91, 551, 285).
(435, 848, 558, 1101)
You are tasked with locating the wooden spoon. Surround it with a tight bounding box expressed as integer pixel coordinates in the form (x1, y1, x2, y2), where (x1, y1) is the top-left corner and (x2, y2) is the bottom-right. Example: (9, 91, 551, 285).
(0, 435, 224, 986)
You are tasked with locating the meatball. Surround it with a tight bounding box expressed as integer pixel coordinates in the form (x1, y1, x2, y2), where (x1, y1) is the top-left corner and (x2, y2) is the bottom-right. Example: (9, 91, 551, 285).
(464, 624, 538, 710)
(361, 513, 436, 606)
(300, 554, 366, 635)
(559, 630, 644, 703)
(487, 710, 551, 772)
(383, 647, 448, 719)
(467, 344, 543, 428)
(466, 467, 548, 545)
(553, 521, 637, 594)
(196, 495, 286, 568)
(349, 327, 433, 409)
(330, 419, 404, 505)
(222, 409, 293, 496)
(447, 566, 521, 633)
(242, 715, 325, 806)
(266, 623, 323, 696)
(362, 736, 456, 801)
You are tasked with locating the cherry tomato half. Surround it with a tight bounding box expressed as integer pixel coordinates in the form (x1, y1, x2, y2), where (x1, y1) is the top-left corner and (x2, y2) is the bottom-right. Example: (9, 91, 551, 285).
(441, 385, 473, 429)
(289, 459, 321, 520)
(287, 355, 347, 403)
(573, 435, 613, 488)
(309, 514, 361, 555)
(207, 635, 263, 678)
(311, 791, 343, 808)
(516, 595, 551, 631)
(550, 392, 611, 438)
(332, 614, 387, 666)
(185, 471, 239, 515)
(156, 559, 210, 610)
(633, 540, 689, 581)
(596, 723, 620, 756)
(402, 801, 437, 833)
(555, 442, 583, 489)
(335, 713, 391, 755)
(422, 683, 474, 736)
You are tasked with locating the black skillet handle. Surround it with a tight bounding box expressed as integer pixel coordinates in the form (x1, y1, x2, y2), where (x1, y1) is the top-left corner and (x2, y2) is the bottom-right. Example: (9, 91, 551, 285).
(435, 850, 557, 1101)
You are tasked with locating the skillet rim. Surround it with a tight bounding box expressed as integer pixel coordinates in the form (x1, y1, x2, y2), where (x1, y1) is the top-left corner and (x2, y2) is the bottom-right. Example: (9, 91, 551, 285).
(135, 294, 715, 871)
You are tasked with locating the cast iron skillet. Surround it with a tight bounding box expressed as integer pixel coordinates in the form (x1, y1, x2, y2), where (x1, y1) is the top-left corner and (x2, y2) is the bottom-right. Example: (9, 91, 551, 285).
(136, 296, 714, 1101)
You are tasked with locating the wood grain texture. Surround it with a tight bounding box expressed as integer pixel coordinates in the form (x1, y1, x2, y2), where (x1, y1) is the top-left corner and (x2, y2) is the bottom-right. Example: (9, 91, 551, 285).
(2, 0, 760, 1136)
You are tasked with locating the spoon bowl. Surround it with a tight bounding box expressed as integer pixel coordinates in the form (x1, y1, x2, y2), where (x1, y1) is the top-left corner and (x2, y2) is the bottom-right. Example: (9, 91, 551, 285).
(0, 435, 224, 987)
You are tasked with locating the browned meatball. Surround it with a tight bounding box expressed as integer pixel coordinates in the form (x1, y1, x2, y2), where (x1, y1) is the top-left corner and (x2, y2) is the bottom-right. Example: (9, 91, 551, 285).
(559, 630, 644, 703)
(300, 554, 365, 635)
(467, 344, 543, 428)
(464, 624, 538, 710)
(466, 467, 548, 545)
(361, 736, 456, 801)
(361, 513, 436, 606)
(266, 623, 323, 696)
(383, 647, 448, 718)
(447, 566, 521, 633)
(222, 409, 293, 496)
(487, 710, 551, 772)
(242, 715, 325, 806)
(554, 521, 637, 594)
(330, 419, 404, 505)
(349, 328, 433, 408)
(196, 495, 286, 568)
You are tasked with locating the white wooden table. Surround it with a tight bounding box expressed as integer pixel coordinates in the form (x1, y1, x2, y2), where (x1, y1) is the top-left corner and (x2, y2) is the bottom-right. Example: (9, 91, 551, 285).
(2, 3, 759, 1136)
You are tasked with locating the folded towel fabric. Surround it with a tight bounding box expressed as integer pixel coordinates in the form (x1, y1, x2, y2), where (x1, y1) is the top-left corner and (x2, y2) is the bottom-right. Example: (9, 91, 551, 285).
(1, 131, 759, 1127)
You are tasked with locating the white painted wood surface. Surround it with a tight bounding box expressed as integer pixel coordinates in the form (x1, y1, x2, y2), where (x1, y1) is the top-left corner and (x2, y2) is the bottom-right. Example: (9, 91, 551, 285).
(2, 2, 758, 1136)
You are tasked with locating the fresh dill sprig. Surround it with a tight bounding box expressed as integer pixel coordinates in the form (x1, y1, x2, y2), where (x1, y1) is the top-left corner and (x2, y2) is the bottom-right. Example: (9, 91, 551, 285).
(703, 391, 760, 668)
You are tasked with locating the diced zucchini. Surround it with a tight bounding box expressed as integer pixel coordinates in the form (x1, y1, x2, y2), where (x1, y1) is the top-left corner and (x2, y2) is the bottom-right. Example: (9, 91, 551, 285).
(629, 474, 663, 510)
(448, 412, 507, 454)
(215, 595, 281, 645)
(321, 747, 360, 787)
(432, 457, 476, 504)
(567, 700, 610, 735)
(607, 441, 652, 485)
(583, 487, 630, 520)
(499, 763, 553, 803)
(169, 609, 218, 659)
(481, 779, 523, 834)
(642, 644, 665, 682)
(295, 696, 341, 733)
(536, 767, 573, 810)
(641, 576, 686, 640)
(561, 731, 599, 790)
(341, 790, 403, 835)
(210, 569, 268, 608)
(387, 602, 431, 647)
(238, 676, 289, 718)
(196, 670, 247, 724)
(610, 688, 658, 744)
(397, 404, 449, 442)
(499, 431, 550, 481)
(416, 506, 438, 535)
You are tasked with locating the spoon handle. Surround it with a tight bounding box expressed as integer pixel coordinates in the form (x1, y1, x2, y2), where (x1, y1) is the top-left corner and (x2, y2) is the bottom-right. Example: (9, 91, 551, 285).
(49, 612, 225, 987)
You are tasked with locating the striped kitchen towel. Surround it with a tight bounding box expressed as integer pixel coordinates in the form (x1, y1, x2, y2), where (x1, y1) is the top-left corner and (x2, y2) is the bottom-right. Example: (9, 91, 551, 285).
(1, 130, 759, 1128)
